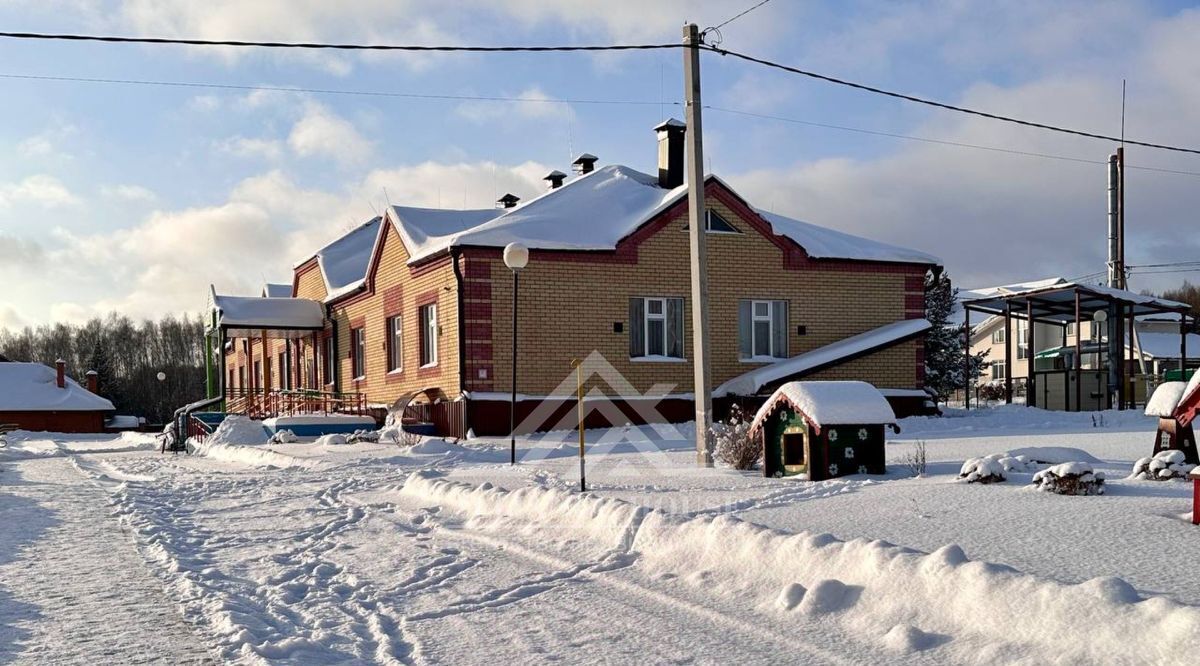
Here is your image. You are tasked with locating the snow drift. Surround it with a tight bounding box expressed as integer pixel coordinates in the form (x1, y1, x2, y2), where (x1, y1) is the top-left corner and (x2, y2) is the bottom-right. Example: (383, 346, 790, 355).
(401, 473, 1200, 663)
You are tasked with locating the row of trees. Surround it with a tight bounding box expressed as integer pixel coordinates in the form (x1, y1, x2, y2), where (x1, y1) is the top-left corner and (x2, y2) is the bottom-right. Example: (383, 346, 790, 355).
(1159, 280, 1200, 319)
(0, 313, 208, 424)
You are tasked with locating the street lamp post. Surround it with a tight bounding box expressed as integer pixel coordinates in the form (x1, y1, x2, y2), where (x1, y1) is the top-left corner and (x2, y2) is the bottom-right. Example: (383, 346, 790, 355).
(503, 242, 529, 466)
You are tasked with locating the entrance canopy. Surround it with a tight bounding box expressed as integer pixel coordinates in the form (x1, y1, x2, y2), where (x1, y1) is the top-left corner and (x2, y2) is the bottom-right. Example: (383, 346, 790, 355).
(962, 281, 1189, 323)
(210, 287, 325, 339)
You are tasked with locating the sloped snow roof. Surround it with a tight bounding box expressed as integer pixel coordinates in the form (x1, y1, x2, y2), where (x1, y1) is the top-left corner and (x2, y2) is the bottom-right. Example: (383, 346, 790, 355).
(262, 283, 292, 298)
(755, 209, 940, 265)
(0, 362, 114, 412)
(211, 292, 324, 335)
(1145, 381, 1188, 418)
(750, 380, 896, 432)
(294, 217, 382, 302)
(385, 164, 940, 267)
(715, 319, 933, 397)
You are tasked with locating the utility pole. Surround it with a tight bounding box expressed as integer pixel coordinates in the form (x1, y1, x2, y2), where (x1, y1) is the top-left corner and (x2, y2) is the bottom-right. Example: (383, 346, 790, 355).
(682, 23, 713, 465)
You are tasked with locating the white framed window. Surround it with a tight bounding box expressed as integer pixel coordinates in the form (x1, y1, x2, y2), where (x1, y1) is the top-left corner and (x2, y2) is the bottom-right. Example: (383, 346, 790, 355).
(1065, 322, 1075, 337)
(351, 327, 366, 379)
(739, 299, 788, 360)
(1016, 320, 1029, 360)
(990, 360, 1006, 380)
(387, 315, 403, 372)
(705, 209, 738, 233)
(991, 328, 1005, 344)
(420, 304, 438, 367)
(629, 297, 684, 359)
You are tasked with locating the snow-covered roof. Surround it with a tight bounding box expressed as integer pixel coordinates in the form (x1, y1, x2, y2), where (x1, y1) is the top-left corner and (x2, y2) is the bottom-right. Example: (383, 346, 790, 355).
(385, 165, 940, 267)
(715, 319, 933, 397)
(754, 208, 940, 265)
(960, 277, 1069, 301)
(1145, 381, 1188, 418)
(262, 283, 292, 298)
(962, 279, 1189, 322)
(294, 217, 383, 302)
(210, 289, 324, 338)
(750, 380, 896, 433)
(0, 362, 114, 412)
(1132, 332, 1200, 359)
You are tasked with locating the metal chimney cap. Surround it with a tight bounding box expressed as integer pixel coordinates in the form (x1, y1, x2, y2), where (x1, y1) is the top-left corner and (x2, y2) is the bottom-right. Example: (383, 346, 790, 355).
(654, 118, 686, 132)
(543, 170, 568, 180)
(496, 193, 521, 208)
(571, 153, 598, 165)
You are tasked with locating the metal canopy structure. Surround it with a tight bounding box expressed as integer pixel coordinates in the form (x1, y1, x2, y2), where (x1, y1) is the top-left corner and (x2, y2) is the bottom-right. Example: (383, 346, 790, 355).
(961, 281, 1192, 412)
(209, 290, 325, 339)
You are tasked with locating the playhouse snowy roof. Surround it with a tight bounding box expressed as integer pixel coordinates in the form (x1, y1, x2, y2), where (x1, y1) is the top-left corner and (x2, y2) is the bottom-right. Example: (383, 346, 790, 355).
(750, 380, 896, 432)
(210, 291, 324, 338)
(294, 217, 382, 302)
(1145, 381, 1188, 418)
(715, 319, 932, 397)
(385, 164, 940, 267)
(0, 362, 114, 412)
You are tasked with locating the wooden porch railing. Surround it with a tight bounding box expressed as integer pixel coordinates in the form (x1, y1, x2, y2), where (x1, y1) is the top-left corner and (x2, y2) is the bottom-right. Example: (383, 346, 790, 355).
(223, 387, 367, 419)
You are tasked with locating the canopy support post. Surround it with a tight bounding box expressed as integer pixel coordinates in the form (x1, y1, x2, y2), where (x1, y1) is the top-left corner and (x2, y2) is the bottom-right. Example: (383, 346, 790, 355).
(1026, 299, 1036, 408)
(963, 306, 971, 411)
(1004, 302, 1013, 404)
(1074, 292, 1082, 412)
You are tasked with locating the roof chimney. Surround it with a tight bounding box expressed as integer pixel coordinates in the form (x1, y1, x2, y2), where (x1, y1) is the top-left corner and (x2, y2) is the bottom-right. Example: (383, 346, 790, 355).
(86, 369, 98, 394)
(55, 358, 66, 389)
(543, 170, 567, 189)
(571, 153, 598, 175)
(654, 118, 686, 189)
(496, 193, 520, 209)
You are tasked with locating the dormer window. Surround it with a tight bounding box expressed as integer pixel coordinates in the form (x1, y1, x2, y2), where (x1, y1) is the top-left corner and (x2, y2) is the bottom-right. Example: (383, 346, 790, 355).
(682, 209, 741, 234)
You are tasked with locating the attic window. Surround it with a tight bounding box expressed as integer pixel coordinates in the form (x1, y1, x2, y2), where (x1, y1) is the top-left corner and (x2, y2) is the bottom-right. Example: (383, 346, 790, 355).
(683, 209, 741, 234)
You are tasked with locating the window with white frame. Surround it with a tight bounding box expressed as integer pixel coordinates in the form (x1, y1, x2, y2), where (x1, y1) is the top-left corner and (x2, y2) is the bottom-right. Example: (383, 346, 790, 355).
(1065, 322, 1076, 337)
(990, 360, 1006, 380)
(991, 328, 1005, 344)
(1016, 320, 1029, 360)
(629, 297, 684, 358)
(420, 304, 438, 367)
(705, 209, 738, 233)
(387, 315, 403, 372)
(351, 327, 366, 379)
(738, 299, 788, 360)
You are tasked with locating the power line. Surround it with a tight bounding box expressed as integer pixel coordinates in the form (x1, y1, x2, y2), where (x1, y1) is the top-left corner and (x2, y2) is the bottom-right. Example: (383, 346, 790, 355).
(0, 31, 681, 52)
(0, 71, 675, 107)
(5, 30, 1200, 155)
(706, 105, 1200, 177)
(706, 0, 774, 33)
(702, 45, 1200, 156)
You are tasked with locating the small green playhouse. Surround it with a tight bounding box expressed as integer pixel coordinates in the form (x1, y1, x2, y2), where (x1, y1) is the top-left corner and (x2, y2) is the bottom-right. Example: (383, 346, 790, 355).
(749, 381, 898, 480)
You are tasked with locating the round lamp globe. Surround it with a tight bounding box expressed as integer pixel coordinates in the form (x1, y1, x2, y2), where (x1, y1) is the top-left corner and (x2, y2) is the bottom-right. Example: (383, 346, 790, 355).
(503, 242, 529, 270)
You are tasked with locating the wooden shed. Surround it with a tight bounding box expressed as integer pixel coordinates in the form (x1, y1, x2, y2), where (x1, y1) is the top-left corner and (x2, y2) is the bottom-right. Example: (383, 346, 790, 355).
(1144, 373, 1200, 465)
(749, 381, 898, 480)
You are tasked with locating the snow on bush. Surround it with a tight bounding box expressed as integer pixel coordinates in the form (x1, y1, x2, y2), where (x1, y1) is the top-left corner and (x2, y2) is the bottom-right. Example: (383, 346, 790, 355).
(959, 457, 1006, 483)
(1130, 450, 1196, 481)
(960, 453, 1039, 483)
(346, 429, 380, 444)
(314, 433, 348, 447)
(712, 404, 759, 470)
(206, 415, 269, 446)
(1032, 462, 1105, 495)
(268, 429, 297, 444)
(1005, 446, 1101, 465)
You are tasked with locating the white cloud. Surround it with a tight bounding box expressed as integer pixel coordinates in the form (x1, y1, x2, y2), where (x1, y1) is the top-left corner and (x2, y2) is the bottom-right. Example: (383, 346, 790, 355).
(287, 103, 373, 165)
(16, 123, 78, 159)
(455, 86, 573, 125)
(100, 184, 158, 203)
(0, 175, 80, 208)
(217, 136, 285, 161)
(0, 304, 27, 331)
(0, 234, 45, 266)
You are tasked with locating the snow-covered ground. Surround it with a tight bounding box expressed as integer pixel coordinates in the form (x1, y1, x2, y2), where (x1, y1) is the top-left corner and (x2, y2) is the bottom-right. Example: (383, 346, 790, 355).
(1, 406, 1197, 664)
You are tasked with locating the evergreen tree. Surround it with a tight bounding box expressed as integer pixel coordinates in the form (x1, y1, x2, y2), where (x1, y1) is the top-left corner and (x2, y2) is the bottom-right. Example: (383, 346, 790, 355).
(924, 271, 988, 400)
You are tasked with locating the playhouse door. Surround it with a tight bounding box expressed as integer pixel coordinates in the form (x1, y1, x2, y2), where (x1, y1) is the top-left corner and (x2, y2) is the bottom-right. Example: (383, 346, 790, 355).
(781, 427, 808, 476)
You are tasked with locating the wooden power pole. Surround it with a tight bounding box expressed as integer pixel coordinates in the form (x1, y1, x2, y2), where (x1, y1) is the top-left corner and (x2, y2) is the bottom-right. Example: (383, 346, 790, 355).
(683, 23, 713, 465)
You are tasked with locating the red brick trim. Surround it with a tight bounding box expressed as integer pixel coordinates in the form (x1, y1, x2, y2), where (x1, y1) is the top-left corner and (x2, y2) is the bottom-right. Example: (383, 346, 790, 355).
(410, 255, 451, 279)
(415, 290, 439, 307)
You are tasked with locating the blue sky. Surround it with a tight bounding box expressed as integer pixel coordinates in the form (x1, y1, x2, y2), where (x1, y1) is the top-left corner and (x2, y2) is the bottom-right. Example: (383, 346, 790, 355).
(2, 1, 1199, 327)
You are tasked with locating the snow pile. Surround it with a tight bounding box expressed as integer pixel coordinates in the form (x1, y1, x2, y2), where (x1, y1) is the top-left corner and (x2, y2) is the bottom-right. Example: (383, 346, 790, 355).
(268, 429, 297, 444)
(958, 457, 1007, 483)
(1032, 462, 1105, 495)
(404, 474, 1200, 662)
(346, 429, 379, 444)
(1145, 382, 1188, 418)
(1130, 450, 1196, 481)
(204, 415, 269, 446)
(1004, 446, 1101, 465)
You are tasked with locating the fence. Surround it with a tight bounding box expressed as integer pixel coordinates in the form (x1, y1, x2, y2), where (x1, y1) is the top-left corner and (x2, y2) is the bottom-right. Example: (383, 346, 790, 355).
(223, 387, 367, 419)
